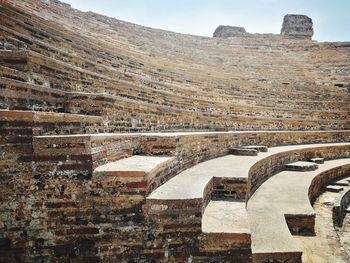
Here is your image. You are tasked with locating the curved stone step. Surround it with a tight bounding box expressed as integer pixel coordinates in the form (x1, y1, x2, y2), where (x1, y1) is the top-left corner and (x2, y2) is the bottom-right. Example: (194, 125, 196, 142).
(247, 159, 350, 263)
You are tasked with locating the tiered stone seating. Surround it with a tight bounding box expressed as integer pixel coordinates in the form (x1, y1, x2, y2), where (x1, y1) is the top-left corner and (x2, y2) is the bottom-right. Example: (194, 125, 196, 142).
(145, 142, 349, 260)
(1, 0, 349, 132)
(310, 157, 324, 164)
(0, 0, 349, 262)
(325, 185, 344, 192)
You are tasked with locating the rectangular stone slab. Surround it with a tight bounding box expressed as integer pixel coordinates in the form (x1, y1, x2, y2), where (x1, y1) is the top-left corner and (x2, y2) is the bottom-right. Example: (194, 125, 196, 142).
(310, 157, 324, 164)
(94, 155, 172, 177)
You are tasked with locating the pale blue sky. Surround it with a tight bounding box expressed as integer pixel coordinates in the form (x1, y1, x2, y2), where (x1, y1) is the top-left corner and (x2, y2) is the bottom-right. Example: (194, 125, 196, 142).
(64, 0, 350, 41)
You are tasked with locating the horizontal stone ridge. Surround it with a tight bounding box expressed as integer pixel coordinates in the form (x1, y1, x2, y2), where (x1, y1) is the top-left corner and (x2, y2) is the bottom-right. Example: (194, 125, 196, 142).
(0, 109, 102, 123)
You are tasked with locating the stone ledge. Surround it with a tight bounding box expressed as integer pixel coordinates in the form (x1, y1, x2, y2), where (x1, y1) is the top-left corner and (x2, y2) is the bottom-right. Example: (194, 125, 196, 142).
(0, 109, 103, 124)
(310, 157, 324, 164)
(93, 155, 173, 180)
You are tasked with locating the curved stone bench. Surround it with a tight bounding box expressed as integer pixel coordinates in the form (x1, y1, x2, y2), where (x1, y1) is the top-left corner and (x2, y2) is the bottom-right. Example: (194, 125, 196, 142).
(145, 143, 349, 257)
(247, 143, 350, 200)
(247, 159, 350, 263)
(146, 142, 350, 203)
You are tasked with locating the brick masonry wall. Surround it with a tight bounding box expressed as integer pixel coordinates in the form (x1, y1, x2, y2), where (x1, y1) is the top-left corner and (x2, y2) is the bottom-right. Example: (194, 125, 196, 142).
(4, 130, 350, 261)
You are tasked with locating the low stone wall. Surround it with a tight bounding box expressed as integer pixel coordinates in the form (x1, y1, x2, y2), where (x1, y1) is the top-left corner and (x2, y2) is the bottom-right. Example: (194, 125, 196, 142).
(253, 251, 302, 263)
(285, 214, 315, 235)
(211, 177, 247, 201)
(1, 129, 350, 262)
(333, 187, 350, 227)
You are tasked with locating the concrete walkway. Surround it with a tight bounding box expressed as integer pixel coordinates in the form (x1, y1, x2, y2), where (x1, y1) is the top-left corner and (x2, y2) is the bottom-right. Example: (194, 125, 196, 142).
(247, 159, 350, 260)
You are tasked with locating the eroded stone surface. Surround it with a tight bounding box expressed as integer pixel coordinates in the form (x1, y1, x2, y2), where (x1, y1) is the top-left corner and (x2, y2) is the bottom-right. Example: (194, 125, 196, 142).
(213, 25, 248, 38)
(281, 14, 314, 39)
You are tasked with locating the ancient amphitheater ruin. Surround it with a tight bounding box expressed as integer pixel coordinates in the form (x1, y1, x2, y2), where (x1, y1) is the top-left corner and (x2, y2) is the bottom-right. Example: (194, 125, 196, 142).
(0, 0, 350, 262)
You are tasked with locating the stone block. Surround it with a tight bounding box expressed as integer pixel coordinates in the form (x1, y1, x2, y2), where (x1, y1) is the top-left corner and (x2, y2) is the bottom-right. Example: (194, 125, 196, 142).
(284, 161, 318, 171)
(230, 148, 258, 156)
(310, 157, 324, 164)
(241, 145, 268, 152)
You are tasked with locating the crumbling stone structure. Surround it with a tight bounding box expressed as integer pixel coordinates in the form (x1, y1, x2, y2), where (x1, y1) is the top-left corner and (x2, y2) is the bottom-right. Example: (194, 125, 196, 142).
(213, 26, 248, 38)
(281, 14, 314, 39)
(0, 0, 349, 262)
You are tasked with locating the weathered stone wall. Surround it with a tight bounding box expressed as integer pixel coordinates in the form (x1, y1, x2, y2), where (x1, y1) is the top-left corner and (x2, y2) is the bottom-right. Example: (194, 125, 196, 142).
(1, 124, 349, 262)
